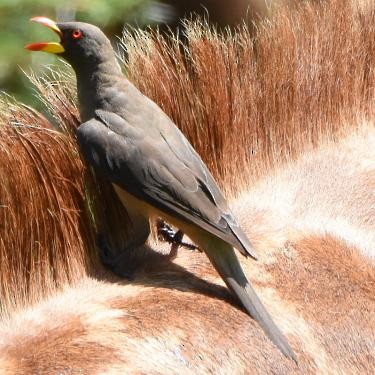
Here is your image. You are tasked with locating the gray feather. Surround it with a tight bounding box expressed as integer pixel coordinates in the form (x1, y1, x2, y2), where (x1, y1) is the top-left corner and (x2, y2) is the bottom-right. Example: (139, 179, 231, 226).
(77, 109, 257, 259)
(31, 19, 294, 361)
(203, 238, 297, 362)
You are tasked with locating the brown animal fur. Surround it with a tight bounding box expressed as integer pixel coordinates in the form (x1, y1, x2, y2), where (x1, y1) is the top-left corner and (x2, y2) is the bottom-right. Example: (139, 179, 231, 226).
(0, 0, 374, 373)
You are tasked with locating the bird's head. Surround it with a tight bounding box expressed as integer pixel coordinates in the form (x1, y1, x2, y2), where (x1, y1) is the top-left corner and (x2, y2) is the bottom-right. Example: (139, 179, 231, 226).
(25, 17, 114, 70)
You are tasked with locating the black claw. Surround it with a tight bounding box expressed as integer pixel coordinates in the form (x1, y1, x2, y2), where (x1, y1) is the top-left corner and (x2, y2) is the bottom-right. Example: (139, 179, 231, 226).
(95, 233, 136, 280)
(96, 233, 116, 267)
(156, 220, 175, 239)
(156, 219, 200, 254)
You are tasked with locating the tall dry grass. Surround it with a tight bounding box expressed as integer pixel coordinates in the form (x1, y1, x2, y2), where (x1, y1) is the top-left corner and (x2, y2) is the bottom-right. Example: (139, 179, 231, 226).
(124, 0, 375, 192)
(0, 96, 94, 315)
(0, 71, 131, 315)
(0, 0, 373, 317)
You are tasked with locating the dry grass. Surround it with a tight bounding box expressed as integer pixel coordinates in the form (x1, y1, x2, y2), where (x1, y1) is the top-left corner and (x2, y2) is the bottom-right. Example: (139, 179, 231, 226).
(0, 0, 373, 326)
(123, 0, 375, 193)
(0, 96, 96, 315)
(0, 71, 131, 315)
(0, 0, 374, 372)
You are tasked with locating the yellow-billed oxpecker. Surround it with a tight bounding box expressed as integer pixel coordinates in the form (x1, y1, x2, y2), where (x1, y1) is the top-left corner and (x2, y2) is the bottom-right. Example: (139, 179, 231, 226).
(26, 17, 296, 360)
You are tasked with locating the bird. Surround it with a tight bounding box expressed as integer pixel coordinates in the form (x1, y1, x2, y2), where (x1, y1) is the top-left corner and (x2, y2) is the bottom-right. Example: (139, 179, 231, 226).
(26, 17, 296, 361)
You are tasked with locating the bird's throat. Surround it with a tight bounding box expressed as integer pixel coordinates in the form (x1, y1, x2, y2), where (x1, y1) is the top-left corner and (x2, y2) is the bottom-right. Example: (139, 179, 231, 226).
(76, 59, 123, 122)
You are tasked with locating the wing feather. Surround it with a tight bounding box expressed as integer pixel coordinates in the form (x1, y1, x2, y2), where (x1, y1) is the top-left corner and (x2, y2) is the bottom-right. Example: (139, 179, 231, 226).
(76, 110, 256, 258)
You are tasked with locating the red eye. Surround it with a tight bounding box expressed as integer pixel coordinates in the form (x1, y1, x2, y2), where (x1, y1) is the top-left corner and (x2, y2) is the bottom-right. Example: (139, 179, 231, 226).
(72, 29, 82, 39)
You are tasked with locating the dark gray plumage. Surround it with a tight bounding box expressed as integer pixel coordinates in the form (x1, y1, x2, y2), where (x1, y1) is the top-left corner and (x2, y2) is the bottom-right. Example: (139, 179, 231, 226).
(27, 19, 296, 361)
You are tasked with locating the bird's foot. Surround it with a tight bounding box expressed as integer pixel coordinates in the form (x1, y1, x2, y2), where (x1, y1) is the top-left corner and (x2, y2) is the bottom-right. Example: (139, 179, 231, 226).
(96, 233, 115, 267)
(156, 220, 199, 259)
(96, 234, 136, 280)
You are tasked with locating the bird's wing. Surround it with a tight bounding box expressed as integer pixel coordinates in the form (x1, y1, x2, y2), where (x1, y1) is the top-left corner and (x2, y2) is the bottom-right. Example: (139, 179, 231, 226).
(76, 110, 256, 258)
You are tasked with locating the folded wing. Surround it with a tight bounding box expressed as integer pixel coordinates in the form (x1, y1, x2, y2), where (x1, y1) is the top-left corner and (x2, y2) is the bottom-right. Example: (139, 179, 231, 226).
(76, 109, 257, 259)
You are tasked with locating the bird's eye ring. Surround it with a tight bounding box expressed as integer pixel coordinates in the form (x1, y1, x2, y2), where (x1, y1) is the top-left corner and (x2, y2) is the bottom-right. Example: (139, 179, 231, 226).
(72, 29, 82, 39)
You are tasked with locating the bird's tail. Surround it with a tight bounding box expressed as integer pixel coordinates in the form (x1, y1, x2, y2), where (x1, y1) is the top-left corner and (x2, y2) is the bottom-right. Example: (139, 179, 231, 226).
(201, 235, 297, 362)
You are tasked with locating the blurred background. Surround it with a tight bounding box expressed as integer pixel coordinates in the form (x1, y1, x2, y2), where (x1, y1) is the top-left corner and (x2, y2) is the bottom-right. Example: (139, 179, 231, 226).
(0, 0, 273, 105)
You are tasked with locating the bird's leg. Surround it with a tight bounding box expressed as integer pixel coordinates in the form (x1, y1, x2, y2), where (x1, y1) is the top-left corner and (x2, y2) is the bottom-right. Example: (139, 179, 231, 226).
(156, 219, 200, 259)
(96, 233, 130, 274)
(97, 211, 150, 279)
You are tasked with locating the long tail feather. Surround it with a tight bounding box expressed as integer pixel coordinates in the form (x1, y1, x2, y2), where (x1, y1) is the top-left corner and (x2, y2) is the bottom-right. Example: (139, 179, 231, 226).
(203, 237, 297, 362)
(229, 222, 258, 260)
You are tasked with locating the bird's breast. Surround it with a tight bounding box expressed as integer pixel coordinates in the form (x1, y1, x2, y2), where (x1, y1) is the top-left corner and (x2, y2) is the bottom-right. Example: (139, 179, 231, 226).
(112, 183, 198, 240)
(112, 184, 151, 218)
